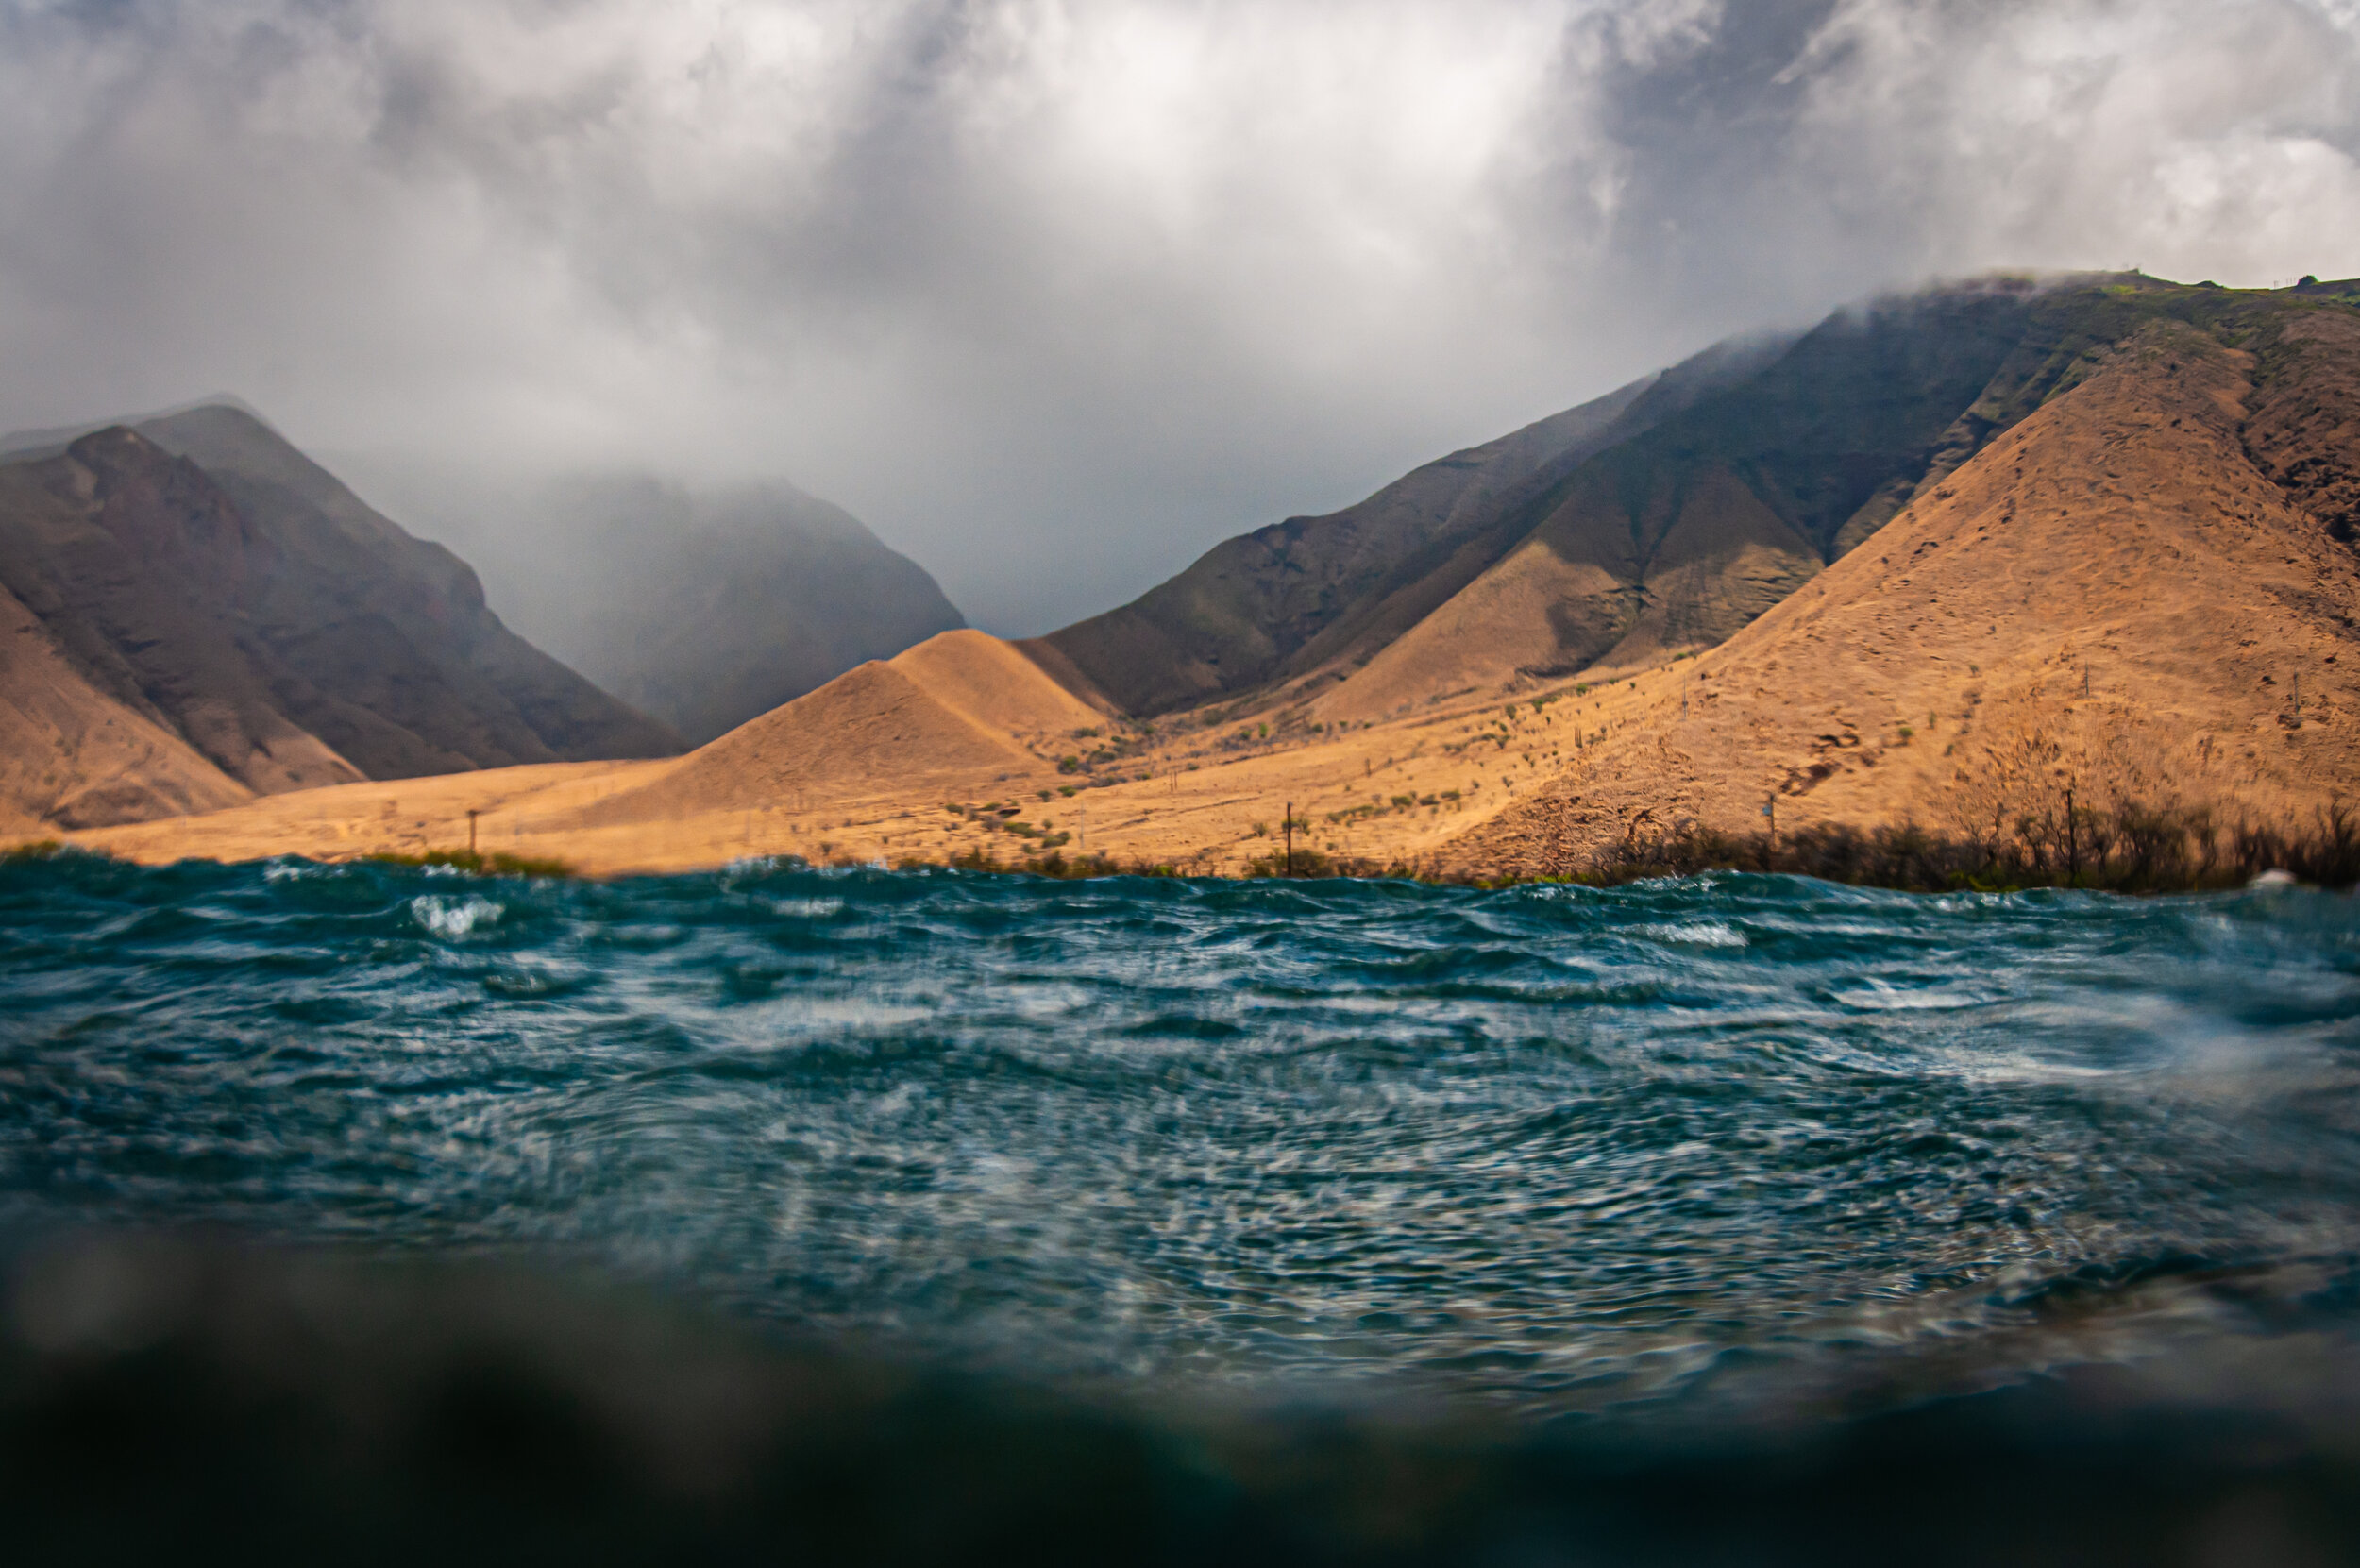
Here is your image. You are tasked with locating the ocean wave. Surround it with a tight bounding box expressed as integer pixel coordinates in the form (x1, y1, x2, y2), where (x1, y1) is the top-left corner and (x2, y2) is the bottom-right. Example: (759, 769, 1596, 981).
(409, 893, 502, 937)
(3, 858, 2359, 1426)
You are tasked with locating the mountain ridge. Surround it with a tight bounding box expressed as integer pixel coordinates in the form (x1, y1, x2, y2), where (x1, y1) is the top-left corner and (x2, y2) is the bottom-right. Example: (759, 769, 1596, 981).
(0, 408, 683, 827)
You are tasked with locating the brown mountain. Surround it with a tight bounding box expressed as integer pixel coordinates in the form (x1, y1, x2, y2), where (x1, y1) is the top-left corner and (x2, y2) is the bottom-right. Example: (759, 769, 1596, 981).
(0, 405, 680, 828)
(1044, 274, 2327, 730)
(1449, 297, 2360, 876)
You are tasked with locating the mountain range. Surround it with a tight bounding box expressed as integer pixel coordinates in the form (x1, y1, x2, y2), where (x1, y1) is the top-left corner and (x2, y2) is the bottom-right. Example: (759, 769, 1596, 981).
(30, 269, 2360, 875)
(0, 404, 680, 831)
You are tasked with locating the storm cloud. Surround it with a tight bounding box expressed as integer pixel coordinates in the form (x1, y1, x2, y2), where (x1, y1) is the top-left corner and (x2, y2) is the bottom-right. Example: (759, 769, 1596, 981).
(4, 0, 2358, 631)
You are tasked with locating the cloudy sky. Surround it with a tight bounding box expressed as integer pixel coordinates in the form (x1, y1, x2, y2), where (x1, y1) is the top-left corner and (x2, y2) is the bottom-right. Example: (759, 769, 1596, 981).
(4, 0, 2359, 632)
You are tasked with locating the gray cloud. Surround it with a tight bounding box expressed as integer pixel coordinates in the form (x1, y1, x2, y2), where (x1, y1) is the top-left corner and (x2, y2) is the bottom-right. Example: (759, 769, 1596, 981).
(3, 0, 2359, 632)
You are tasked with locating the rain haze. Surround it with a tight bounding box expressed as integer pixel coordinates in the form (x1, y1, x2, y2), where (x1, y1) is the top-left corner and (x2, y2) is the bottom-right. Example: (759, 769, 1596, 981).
(4, 0, 2360, 632)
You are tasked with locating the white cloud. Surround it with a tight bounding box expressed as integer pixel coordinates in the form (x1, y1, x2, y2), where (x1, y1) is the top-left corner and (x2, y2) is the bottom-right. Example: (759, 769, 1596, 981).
(2, 0, 2358, 631)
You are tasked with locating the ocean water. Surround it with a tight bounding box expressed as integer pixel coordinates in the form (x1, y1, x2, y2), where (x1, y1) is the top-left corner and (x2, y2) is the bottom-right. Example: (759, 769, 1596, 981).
(6, 851, 2360, 1433)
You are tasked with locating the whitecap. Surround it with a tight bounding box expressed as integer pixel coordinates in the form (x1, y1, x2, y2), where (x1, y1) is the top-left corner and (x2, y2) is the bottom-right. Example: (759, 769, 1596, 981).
(1831, 977, 1981, 1011)
(1635, 920, 1747, 949)
(769, 897, 844, 919)
(411, 894, 502, 938)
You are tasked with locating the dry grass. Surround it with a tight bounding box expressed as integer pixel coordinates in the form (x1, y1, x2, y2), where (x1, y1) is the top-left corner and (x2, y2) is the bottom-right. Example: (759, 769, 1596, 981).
(1530, 796, 2360, 892)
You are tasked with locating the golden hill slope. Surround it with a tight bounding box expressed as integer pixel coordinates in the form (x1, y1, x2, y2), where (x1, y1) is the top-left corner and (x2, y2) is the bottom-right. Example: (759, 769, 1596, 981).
(1441, 319, 2360, 876)
(0, 581, 254, 833)
(579, 630, 1104, 822)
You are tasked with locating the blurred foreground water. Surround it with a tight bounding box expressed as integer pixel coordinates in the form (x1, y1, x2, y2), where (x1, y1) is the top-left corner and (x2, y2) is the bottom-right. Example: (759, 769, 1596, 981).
(5, 854, 2360, 1562)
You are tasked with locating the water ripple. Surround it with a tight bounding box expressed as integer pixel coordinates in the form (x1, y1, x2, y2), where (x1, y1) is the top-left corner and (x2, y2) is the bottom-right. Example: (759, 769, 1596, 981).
(3, 854, 2358, 1415)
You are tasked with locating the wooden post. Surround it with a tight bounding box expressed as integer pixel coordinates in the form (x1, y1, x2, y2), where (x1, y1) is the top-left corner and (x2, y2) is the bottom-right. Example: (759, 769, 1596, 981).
(467, 810, 478, 855)
(1762, 796, 1776, 870)
(1285, 801, 1293, 877)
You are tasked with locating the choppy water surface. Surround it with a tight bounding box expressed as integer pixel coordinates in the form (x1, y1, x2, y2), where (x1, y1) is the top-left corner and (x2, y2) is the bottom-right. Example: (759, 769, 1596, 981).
(6, 853, 2360, 1420)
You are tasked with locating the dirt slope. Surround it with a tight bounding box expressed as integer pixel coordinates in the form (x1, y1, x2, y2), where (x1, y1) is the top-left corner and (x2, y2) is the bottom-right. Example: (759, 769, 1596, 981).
(1443, 319, 2360, 875)
(0, 580, 253, 832)
(581, 631, 1103, 822)
(888, 631, 1108, 736)
(0, 430, 371, 799)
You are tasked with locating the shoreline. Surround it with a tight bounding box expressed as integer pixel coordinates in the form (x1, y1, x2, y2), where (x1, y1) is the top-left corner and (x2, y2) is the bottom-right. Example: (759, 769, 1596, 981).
(14, 808, 2356, 898)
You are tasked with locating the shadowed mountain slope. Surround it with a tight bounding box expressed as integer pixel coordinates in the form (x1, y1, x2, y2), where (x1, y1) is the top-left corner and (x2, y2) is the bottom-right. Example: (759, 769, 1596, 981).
(1313, 273, 2360, 722)
(1044, 273, 2360, 731)
(0, 407, 681, 826)
(1031, 340, 1794, 717)
(131, 406, 683, 771)
(0, 576, 252, 833)
(389, 473, 968, 747)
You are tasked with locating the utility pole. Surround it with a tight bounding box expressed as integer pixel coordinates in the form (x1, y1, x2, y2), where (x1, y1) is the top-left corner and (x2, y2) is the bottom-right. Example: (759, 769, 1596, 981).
(1762, 795, 1777, 869)
(1284, 801, 1294, 877)
(467, 810, 478, 855)
(2065, 783, 2079, 885)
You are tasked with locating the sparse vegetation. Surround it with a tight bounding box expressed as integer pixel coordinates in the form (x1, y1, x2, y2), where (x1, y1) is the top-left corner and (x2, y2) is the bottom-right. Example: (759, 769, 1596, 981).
(1550, 798, 2360, 893)
(363, 849, 576, 879)
(872, 793, 2360, 895)
(1, 839, 64, 863)
(1242, 846, 1340, 878)
(950, 847, 1183, 879)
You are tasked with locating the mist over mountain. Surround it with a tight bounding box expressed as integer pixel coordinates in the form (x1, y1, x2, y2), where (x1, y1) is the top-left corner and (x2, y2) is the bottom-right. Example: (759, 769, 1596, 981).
(0, 403, 680, 829)
(348, 468, 968, 747)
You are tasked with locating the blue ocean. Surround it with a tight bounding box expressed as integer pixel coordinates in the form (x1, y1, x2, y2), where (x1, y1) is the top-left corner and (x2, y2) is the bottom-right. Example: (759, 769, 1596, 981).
(7, 853, 2360, 1561)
